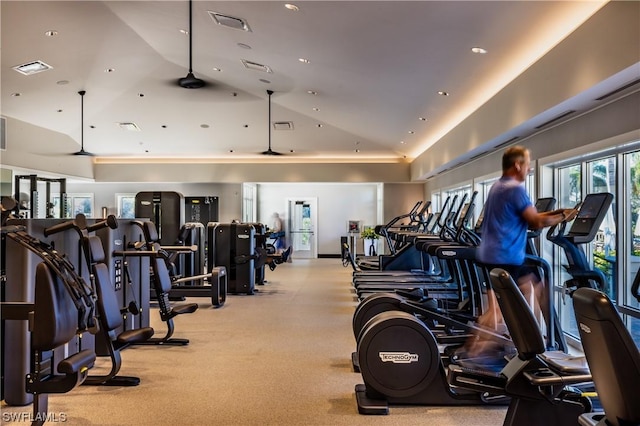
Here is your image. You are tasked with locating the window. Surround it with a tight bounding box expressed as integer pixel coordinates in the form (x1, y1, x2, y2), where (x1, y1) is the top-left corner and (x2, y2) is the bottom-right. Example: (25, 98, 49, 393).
(116, 193, 136, 218)
(587, 157, 616, 299)
(52, 193, 94, 218)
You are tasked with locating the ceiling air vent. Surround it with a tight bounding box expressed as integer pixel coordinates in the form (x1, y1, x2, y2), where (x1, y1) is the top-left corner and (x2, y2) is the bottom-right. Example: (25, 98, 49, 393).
(118, 122, 141, 131)
(273, 121, 294, 131)
(0, 117, 6, 150)
(595, 78, 640, 101)
(208, 11, 251, 32)
(534, 110, 576, 130)
(494, 136, 520, 149)
(241, 59, 272, 73)
(12, 60, 53, 76)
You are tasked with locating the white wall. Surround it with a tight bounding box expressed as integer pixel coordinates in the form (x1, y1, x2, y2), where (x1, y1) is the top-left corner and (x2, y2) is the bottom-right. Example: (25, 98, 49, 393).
(66, 182, 242, 223)
(256, 183, 379, 256)
(255, 182, 425, 256)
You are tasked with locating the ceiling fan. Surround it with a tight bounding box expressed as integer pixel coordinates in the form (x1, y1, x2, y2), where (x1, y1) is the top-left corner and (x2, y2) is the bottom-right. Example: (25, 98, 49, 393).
(261, 90, 284, 156)
(178, 0, 205, 89)
(73, 90, 94, 156)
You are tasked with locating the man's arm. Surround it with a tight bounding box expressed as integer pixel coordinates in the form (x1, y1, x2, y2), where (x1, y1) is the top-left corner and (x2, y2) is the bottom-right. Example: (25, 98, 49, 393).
(522, 206, 579, 230)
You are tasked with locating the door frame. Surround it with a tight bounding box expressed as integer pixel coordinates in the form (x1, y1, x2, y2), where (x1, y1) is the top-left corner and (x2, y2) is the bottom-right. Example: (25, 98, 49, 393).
(286, 197, 318, 259)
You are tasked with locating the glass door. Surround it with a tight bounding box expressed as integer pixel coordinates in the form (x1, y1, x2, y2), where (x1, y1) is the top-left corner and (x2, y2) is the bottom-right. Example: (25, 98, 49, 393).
(287, 198, 317, 259)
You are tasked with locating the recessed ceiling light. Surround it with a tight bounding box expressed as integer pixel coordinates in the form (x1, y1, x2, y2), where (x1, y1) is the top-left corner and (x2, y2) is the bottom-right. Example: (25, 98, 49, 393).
(471, 47, 488, 54)
(354, 149, 360, 153)
(259, 79, 271, 84)
(298, 58, 310, 64)
(237, 43, 252, 50)
(289, 150, 295, 153)
(105, 68, 115, 73)
(11, 93, 21, 97)
(400, 141, 406, 144)
(229, 149, 234, 153)
(285, 4, 300, 11)
(200, 124, 210, 129)
(307, 90, 318, 95)
(161, 125, 167, 129)
(418, 117, 427, 121)
(179, 29, 189, 35)
(438, 91, 450, 96)
(89, 125, 96, 129)
(44, 30, 58, 37)
(56, 80, 69, 85)
(212, 67, 222, 72)
(57, 109, 63, 113)
(138, 93, 145, 97)
(408, 130, 415, 134)
(13, 60, 53, 76)
(312, 107, 320, 112)
(316, 124, 323, 128)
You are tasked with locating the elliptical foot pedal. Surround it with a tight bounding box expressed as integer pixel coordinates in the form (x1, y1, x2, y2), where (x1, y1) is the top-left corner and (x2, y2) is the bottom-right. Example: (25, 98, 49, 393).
(355, 384, 388, 415)
(351, 351, 360, 373)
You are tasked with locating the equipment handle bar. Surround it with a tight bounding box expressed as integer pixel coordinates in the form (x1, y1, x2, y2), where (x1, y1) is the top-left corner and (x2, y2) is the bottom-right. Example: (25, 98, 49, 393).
(44, 214, 87, 237)
(86, 215, 118, 233)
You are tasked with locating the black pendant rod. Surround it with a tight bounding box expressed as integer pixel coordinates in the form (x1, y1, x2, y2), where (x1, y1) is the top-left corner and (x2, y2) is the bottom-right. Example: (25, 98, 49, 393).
(79, 90, 86, 150)
(267, 90, 273, 150)
(188, 0, 193, 73)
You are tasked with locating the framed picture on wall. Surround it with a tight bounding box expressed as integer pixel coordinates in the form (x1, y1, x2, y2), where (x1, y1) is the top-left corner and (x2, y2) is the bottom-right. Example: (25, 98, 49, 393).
(348, 220, 361, 234)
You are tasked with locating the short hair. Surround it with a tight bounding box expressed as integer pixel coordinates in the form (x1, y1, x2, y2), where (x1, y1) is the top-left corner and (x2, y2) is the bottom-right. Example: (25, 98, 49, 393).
(502, 146, 529, 171)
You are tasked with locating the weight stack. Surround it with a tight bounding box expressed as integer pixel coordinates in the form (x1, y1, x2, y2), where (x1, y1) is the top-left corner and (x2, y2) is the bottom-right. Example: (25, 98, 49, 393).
(208, 223, 255, 295)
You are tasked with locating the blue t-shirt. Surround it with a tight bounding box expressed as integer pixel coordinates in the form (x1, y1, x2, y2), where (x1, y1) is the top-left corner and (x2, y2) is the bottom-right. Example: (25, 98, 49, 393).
(477, 177, 532, 266)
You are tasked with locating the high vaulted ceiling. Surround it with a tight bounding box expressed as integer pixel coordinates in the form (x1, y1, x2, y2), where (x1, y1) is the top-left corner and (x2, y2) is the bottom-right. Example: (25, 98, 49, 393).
(1, 1, 611, 163)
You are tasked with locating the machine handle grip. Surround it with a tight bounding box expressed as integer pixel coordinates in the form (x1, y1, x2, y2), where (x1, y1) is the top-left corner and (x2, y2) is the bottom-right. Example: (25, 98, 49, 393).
(86, 215, 118, 233)
(44, 214, 87, 237)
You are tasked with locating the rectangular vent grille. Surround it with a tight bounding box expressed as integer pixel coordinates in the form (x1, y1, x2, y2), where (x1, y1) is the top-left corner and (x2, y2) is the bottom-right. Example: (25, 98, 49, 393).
(595, 78, 640, 101)
(208, 11, 251, 32)
(241, 60, 272, 73)
(0, 117, 6, 150)
(494, 136, 520, 149)
(118, 122, 141, 131)
(534, 110, 576, 130)
(273, 121, 294, 130)
(12, 60, 53, 76)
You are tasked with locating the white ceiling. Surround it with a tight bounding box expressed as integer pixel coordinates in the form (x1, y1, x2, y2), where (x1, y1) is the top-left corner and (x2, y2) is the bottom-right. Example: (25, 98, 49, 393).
(1, 1, 610, 162)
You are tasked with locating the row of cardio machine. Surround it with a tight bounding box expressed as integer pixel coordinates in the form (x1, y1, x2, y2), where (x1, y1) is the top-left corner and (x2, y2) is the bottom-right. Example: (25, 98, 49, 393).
(343, 192, 640, 426)
(0, 199, 287, 425)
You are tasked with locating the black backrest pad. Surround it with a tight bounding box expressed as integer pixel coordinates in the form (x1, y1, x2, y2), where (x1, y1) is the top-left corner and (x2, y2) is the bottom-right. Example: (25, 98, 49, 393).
(88, 235, 123, 332)
(489, 268, 545, 359)
(87, 234, 106, 263)
(32, 262, 78, 351)
(152, 256, 173, 293)
(573, 288, 640, 426)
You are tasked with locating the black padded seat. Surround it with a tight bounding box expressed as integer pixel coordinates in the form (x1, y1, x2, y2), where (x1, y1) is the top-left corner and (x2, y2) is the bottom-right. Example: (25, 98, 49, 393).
(84, 235, 154, 386)
(573, 287, 640, 426)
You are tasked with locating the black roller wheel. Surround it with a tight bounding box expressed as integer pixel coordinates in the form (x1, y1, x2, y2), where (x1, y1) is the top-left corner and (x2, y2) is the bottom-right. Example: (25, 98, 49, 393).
(353, 292, 404, 341)
(358, 310, 440, 399)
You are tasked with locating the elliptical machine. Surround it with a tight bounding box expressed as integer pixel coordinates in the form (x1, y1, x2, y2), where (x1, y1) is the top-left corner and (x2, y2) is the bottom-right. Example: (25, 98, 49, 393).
(353, 193, 613, 417)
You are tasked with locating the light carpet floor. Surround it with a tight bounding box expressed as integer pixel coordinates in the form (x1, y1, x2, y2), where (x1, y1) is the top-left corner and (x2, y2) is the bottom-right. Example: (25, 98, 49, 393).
(2, 258, 507, 425)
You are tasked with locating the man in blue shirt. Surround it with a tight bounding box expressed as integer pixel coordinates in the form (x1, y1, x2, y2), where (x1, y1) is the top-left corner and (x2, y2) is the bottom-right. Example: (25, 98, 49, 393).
(479, 146, 577, 276)
(468, 146, 577, 359)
